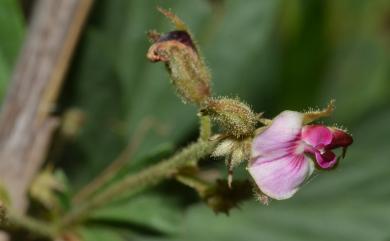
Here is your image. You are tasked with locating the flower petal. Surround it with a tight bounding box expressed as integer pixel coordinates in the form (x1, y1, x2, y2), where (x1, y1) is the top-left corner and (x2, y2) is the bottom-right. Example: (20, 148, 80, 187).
(301, 125, 333, 148)
(314, 150, 337, 169)
(251, 111, 303, 158)
(249, 154, 314, 200)
(327, 128, 353, 150)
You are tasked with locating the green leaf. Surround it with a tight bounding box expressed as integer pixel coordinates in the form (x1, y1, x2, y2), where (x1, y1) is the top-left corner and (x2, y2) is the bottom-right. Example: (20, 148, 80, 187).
(0, 0, 24, 101)
(319, 0, 390, 124)
(79, 226, 125, 241)
(90, 194, 182, 235)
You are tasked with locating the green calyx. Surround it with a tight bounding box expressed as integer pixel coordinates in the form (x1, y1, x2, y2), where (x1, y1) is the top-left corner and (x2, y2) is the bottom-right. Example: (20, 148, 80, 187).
(203, 98, 257, 138)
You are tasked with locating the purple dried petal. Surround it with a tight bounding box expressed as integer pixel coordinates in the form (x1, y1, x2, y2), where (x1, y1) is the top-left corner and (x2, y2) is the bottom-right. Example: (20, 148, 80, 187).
(157, 30, 197, 52)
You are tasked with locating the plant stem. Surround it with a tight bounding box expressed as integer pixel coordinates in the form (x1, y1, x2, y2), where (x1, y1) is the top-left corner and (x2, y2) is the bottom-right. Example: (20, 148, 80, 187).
(73, 118, 155, 203)
(175, 174, 210, 194)
(199, 115, 211, 141)
(61, 139, 217, 229)
(4, 209, 56, 239)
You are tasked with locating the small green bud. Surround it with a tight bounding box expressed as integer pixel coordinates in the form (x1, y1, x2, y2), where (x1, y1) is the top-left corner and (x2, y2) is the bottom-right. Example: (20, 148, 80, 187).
(29, 166, 65, 209)
(203, 98, 257, 138)
(147, 8, 211, 105)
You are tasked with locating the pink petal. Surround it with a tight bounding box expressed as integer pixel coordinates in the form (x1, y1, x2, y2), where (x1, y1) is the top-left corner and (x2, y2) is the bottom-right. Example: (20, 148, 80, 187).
(249, 154, 314, 200)
(314, 150, 337, 169)
(249, 111, 313, 199)
(301, 125, 333, 148)
(252, 111, 304, 158)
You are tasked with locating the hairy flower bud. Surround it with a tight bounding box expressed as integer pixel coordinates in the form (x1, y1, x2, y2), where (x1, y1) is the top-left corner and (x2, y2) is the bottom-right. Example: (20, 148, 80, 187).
(147, 8, 211, 105)
(203, 98, 257, 138)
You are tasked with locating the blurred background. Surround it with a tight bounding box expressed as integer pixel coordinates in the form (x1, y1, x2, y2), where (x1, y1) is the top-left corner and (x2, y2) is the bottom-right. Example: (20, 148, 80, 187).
(1, 0, 390, 240)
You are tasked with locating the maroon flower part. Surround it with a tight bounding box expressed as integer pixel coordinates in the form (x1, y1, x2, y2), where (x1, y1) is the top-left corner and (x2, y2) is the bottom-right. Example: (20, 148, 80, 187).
(147, 30, 198, 62)
(301, 125, 353, 168)
(248, 111, 353, 200)
(145, 8, 211, 105)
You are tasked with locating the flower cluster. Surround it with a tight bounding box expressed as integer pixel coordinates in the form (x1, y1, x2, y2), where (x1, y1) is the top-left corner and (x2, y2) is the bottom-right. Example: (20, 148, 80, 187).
(147, 8, 353, 204)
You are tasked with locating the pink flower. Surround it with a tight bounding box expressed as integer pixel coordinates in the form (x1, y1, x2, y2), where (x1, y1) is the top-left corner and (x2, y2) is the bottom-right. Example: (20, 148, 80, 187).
(248, 111, 353, 200)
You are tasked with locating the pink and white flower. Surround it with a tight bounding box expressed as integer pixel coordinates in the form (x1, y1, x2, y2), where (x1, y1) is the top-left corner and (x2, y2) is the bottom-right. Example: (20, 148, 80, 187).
(248, 111, 353, 200)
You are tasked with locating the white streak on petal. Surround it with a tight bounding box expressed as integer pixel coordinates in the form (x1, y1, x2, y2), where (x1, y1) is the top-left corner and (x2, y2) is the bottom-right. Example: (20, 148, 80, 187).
(249, 154, 312, 200)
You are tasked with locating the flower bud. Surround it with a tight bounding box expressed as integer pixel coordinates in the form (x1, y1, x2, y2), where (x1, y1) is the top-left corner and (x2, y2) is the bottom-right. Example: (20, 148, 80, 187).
(203, 98, 257, 138)
(147, 9, 211, 105)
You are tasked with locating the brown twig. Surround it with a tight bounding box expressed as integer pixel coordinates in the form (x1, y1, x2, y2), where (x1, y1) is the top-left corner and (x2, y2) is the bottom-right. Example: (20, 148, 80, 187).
(0, 0, 93, 213)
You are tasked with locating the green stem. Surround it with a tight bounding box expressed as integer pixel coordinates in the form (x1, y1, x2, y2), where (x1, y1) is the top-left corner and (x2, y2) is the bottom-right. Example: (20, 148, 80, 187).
(199, 115, 211, 141)
(73, 118, 155, 203)
(175, 174, 210, 194)
(61, 139, 217, 229)
(4, 210, 56, 239)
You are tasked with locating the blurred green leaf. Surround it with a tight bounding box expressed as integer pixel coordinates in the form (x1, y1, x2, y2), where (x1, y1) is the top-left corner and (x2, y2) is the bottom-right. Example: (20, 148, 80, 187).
(29, 167, 65, 210)
(91, 194, 182, 235)
(80, 226, 125, 241)
(54, 169, 73, 212)
(204, 0, 281, 106)
(275, 1, 329, 111)
(320, 0, 390, 124)
(0, 0, 24, 101)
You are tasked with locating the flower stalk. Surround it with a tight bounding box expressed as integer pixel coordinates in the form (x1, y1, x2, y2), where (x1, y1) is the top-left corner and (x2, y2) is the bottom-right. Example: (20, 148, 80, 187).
(199, 114, 212, 141)
(2, 209, 57, 239)
(61, 139, 218, 229)
(73, 119, 156, 203)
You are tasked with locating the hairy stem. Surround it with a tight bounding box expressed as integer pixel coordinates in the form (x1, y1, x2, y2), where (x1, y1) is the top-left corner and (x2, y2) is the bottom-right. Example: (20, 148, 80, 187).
(4, 210, 56, 239)
(61, 139, 217, 229)
(73, 118, 155, 203)
(199, 115, 212, 141)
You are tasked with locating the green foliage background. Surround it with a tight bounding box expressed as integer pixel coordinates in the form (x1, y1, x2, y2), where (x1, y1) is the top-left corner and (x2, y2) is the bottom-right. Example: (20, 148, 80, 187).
(1, 0, 390, 240)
